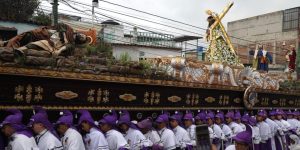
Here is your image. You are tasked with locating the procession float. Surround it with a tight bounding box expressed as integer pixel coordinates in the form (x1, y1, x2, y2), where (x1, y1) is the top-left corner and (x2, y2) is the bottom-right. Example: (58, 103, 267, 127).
(0, 2, 299, 121)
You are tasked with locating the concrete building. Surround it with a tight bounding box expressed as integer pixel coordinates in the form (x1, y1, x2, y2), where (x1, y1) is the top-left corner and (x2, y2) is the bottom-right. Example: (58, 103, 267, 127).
(100, 20, 201, 61)
(228, 7, 300, 77)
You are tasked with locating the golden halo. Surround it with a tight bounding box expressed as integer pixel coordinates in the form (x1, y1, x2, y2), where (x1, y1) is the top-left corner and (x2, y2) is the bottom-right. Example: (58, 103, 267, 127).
(206, 10, 213, 15)
(86, 36, 93, 45)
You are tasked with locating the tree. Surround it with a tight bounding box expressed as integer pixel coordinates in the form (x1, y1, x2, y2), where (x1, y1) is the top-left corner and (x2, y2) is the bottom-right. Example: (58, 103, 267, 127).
(0, 0, 40, 22)
(31, 9, 52, 25)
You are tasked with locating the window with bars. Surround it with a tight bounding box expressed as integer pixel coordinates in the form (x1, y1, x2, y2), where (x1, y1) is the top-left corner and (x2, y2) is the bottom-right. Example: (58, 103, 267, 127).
(283, 8, 299, 31)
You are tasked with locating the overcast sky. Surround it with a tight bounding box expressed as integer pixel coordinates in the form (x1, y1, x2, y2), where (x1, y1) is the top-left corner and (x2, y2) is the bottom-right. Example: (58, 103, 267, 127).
(42, 0, 300, 37)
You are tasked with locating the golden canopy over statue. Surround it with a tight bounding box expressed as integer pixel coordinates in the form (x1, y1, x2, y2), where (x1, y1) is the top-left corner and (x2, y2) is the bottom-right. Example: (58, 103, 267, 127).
(205, 2, 243, 67)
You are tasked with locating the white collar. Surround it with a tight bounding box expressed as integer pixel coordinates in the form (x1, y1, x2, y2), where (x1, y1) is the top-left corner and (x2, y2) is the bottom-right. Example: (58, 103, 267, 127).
(37, 129, 48, 137)
(172, 125, 180, 132)
(89, 127, 98, 133)
(124, 127, 134, 136)
(158, 127, 166, 134)
(64, 128, 73, 136)
(11, 133, 17, 138)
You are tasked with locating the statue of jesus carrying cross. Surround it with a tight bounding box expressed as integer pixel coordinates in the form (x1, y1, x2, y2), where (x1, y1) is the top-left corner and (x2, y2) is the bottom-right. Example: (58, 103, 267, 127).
(205, 2, 243, 67)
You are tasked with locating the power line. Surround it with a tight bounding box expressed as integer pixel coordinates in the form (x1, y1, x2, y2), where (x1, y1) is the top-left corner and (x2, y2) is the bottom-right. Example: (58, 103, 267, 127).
(44, 0, 287, 61)
(63, 0, 204, 36)
(51, 1, 207, 48)
(71, 0, 293, 54)
(41, 7, 208, 55)
(42, 6, 207, 47)
(57, 0, 259, 51)
(42, 4, 188, 36)
(98, 0, 207, 31)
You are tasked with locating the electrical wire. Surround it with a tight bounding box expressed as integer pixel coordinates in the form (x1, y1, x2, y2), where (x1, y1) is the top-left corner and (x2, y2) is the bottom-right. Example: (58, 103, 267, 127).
(56, 1, 207, 48)
(60, 0, 291, 56)
(43, 0, 288, 63)
(63, 0, 204, 36)
(98, 0, 206, 30)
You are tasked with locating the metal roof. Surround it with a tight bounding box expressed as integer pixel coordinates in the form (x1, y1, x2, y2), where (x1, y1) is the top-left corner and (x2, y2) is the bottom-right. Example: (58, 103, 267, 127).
(101, 20, 120, 25)
(172, 35, 203, 42)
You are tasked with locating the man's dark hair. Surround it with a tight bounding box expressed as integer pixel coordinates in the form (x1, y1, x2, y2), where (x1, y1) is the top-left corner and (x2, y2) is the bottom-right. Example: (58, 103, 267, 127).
(207, 16, 215, 27)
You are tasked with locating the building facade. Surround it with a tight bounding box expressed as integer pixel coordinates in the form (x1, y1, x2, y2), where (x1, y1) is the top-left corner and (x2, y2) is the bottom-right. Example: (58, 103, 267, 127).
(100, 20, 183, 61)
(228, 7, 300, 77)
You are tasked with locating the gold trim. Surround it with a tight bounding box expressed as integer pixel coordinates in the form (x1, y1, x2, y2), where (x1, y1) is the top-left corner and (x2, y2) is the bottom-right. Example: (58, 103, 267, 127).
(168, 96, 182, 103)
(253, 107, 299, 110)
(243, 86, 256, 110)
(288, 100, 294, 105)
(0, 105, 245, 110)
(233, 98, 241, 104)
(55, 91, 78, 100)
(119, 94, 136, 102)
(0, 66, 246, 92)
(0, 66, 299, 96)
(205, 97, 215, 103)
(272, 100, 279, 105)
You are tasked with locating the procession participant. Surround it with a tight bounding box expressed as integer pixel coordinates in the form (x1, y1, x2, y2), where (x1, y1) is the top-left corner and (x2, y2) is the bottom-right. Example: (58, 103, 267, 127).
(293, 110, 300, 136)
(225, 111, 243, 137)
(241, 112, 250, 125)
(28, 106, 62, 150)
(269, 110, 277, 121)
(183, 111, 196, 147)
(118, 110, 151, 150)
(137, 117, 161, 148)
(169, 111, 192, 150)
(0, 109, 38, 150)
(288, 134, 300, 150)
(274, 109, 292, 150)
(286, 110, 300, 134)
(55, 110, 85, 150)
(248, 116, 260, 150)
(225, 125, 253, 150)
(98, 110, 130, 150)
(194, 110, 206, 126)
(234, 110, 246, 131)
(256, 110, 272, 150)
(295, 110, 300, 121)
(265, 110, 283, 150)
(215, 110, 233, 148)
(261, 110, 274, 150)
(77, 110, 108, 150)
(155, 113, 176, 150)
(206, 111, 223, 150)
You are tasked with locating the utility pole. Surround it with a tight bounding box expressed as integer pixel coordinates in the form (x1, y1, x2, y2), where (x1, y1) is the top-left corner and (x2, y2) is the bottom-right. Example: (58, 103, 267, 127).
(50, 0, 59, 26)
(92, 0, 99, 28)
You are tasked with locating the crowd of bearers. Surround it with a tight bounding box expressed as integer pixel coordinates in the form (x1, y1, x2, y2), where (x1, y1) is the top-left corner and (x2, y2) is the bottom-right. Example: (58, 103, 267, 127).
(0, 108, 299, 150)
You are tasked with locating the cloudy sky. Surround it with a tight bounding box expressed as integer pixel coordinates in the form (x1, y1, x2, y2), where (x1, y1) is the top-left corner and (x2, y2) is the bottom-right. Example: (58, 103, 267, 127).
(42, 0, 300, 37)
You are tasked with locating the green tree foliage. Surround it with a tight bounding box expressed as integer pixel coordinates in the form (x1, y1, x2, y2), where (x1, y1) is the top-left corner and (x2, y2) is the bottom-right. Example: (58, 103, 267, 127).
(0, 0, 40, 22)
(86, 40, 113, 57)
(31, 9, 52, 25)
(120, 52, 131, 66)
